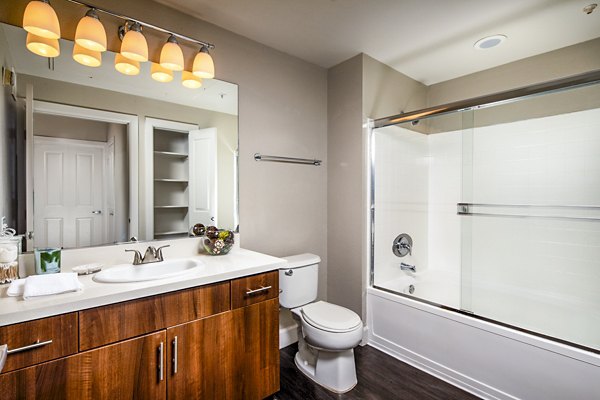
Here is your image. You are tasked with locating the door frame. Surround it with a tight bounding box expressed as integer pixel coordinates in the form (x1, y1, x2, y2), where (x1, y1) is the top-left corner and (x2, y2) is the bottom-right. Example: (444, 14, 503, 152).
(28, 100, 139, 249)
(143, 117, 198, 240)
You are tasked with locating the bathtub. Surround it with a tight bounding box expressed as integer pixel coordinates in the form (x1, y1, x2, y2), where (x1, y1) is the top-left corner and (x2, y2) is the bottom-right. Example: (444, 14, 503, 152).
(366, 287, 600, 400)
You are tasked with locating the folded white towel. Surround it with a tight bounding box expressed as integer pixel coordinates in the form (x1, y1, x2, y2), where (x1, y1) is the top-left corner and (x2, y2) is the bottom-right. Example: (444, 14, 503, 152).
(0, 344, 7, 373)
(7, 273, 83, 300)
(7, 279, 26, 297)
(23, 273, 83, 300)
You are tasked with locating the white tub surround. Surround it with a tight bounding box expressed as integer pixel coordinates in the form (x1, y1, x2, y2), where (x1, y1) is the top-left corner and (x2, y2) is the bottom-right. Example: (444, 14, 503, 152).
(367, 288, 600, 400)
(1, 242, 285, 326)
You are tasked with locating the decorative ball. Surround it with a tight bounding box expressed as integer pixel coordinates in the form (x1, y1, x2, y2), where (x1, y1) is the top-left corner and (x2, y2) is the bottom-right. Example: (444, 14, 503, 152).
(202, 229, 234, 255)
(190, 223, 206, 237)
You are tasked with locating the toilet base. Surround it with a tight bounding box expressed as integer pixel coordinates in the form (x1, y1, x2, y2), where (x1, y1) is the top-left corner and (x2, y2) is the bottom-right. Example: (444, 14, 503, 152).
(294, 347, 358, 394)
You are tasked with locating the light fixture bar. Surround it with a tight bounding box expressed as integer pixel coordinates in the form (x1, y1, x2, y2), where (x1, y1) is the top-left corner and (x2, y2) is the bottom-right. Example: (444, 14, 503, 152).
(63, 0, 215, 50)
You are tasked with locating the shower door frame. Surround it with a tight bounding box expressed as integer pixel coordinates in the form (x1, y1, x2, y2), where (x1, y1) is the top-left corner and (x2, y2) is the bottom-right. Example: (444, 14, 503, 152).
(368, 69, 600, 355)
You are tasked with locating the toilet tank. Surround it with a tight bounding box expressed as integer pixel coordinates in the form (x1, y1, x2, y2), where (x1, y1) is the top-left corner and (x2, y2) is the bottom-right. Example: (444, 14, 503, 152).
(279, 253, 321, 308)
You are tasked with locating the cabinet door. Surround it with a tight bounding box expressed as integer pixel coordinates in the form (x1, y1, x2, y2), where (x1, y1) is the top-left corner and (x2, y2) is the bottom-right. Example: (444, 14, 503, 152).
(231, 298, 280, 400)
(0, 331, 167, 400)
(167, 312, 234, 400)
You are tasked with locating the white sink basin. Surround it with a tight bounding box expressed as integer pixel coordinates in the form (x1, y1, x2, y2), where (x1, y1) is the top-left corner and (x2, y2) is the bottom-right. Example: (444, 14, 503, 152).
(93, 258, 204, 283)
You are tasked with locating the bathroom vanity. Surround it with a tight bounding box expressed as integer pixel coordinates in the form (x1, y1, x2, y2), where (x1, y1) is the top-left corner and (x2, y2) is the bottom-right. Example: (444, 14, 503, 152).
(0, 249, 283, 400)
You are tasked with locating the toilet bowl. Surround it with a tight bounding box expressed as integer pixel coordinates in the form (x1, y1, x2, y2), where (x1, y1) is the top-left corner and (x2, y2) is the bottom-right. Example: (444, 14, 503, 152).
(280, 254, 363, 393)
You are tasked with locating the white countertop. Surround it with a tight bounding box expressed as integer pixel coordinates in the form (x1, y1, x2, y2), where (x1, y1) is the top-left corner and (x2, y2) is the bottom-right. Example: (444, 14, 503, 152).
(0, 248, 286, 326)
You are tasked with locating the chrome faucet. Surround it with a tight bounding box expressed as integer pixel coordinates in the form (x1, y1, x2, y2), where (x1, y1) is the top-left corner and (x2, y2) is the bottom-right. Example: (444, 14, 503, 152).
(125, 245, 170, 265)
(400, 262, 416, 273)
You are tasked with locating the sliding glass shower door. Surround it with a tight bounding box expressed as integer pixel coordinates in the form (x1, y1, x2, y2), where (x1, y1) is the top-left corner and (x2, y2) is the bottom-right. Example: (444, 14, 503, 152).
(371, 78, 600, 352)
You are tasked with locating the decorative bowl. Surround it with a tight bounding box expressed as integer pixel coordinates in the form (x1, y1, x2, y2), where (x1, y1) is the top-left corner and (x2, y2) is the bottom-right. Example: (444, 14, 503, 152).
(202, 229, 234, 255)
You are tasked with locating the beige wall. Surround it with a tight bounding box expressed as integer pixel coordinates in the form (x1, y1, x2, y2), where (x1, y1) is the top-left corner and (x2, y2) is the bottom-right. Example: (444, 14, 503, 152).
(0, 24, 16, 227)
(327, 55, 363, 316)
(33, 113, 109, 142)
(327, 54, 429, 318)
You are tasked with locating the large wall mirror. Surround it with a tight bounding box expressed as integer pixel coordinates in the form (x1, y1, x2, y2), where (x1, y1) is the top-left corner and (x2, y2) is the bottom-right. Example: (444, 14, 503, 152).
(0, 22, 238, 251)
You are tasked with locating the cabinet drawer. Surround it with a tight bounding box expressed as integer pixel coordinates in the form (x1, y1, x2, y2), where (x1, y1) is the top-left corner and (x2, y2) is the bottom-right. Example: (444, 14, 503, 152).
(231, 271, 279, 309)
(0, 313, 78, 373)
(79, 281, 230, 351)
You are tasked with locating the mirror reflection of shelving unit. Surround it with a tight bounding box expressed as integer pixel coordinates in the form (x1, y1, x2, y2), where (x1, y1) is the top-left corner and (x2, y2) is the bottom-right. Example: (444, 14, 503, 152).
(144, 118, 217, 240)
(153, 128, 190, 237)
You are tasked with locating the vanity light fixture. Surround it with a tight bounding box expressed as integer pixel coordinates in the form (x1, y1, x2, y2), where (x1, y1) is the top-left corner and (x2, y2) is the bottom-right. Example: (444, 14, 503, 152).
(120, 22, 148, 62)
(22, 0, 60, 39)
(26, 32, 60, 57)
(21, 0, 217, 80)
(151, 62, 173, 82)
(192, 46, 215, 79)
(160, 35, 184, 71)
(182, 71, 202, 88)
(75, 9, 107, 52)
(73, 43, 101, 67)
(114, 53, 140, 75)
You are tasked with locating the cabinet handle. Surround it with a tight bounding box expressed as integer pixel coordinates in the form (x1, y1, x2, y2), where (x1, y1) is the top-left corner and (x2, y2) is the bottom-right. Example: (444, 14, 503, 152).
(172, 336, 178, 374)
(7, 339, 53, 355)
(158, 342, 164, 382)
(245, 286, 272, 296)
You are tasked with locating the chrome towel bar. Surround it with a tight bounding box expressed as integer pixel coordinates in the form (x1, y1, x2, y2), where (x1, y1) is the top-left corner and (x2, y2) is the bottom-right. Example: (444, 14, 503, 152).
(254, 153, 321, 166)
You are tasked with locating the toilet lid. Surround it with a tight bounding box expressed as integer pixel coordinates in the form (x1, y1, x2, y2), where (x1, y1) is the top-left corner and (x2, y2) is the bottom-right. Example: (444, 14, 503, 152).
(301, 301, 362, 333)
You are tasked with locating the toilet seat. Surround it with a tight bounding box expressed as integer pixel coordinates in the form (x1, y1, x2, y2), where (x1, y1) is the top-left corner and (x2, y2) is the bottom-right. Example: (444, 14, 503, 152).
(301, 301, 362, 333)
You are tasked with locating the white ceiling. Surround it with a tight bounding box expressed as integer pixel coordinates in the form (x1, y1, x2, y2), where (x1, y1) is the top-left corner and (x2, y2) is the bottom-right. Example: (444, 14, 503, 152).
(155, 0, 600, 85)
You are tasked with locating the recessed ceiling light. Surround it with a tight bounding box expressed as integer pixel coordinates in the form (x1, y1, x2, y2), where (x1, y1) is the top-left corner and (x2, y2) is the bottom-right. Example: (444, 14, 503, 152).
(474, 34, 507, 50)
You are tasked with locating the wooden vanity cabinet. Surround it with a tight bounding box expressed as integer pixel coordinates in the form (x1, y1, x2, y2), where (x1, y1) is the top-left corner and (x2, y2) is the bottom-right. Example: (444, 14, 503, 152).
(0, 331, 167, 400)
(0, 270, 280, 400)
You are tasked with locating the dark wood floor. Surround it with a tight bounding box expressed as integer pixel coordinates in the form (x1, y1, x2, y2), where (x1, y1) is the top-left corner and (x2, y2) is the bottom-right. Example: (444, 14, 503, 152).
(275, 343, 480, 400)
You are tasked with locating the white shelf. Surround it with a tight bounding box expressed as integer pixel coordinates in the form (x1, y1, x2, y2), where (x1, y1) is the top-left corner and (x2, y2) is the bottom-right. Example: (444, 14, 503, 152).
(154, 230, 188, 236)
(154, 205, 189, 209)
(154, 178, 188, 183)
(154, 150, 189, 158)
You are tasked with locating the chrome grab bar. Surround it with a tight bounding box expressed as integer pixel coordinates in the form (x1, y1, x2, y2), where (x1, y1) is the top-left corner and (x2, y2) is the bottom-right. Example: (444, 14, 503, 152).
(7, 339, 53, 355)
(254, 153, 321, 166)
(245, 286, 272, 296)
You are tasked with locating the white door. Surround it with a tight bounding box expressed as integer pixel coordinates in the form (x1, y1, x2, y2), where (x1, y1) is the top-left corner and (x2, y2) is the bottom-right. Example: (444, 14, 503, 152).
(189, 128, 217, 226)
(33, 137, 106, 248)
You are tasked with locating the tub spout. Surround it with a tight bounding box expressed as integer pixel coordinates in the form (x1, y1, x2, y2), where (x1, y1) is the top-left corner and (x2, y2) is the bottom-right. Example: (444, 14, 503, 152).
(400, 262, 416, 273)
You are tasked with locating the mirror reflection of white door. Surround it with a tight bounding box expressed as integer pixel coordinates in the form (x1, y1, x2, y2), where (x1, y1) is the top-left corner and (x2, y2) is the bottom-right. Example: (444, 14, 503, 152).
(33, 137, 106, 248)
(189, 128, 217, 226)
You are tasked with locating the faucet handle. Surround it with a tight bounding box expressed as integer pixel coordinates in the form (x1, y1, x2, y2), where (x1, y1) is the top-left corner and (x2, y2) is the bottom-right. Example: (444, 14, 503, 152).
(125, 249, 142, 265)
(155, 245, 170, 261)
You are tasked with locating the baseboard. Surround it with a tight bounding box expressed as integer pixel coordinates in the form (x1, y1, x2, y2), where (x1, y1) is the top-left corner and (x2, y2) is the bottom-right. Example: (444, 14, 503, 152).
(368, 334, 517, 400)
(279, 323, 298, 349)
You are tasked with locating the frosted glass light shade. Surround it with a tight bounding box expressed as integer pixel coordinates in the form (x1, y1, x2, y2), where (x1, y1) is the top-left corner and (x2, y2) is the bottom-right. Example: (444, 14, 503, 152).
(182, 71, 202, 89)
(151, 63, 173, 83)
(26, 32, 60, 57)
(192, 47, 214, 79)
(75, 11, 107, 52)
(120, 25, 148, 62)
(160, 36, 184, 71)
(73, 43, 101, 67)
(114, 53, 140, 75)
(23, 0, 60, 39)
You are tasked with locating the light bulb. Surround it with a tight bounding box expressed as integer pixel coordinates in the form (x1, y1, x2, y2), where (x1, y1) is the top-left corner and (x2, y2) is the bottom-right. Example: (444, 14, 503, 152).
(120, 22, 148, 62)
(26, 32, 60, 57)
(115, 53, 140, 76)
(192, 46, 215, 79)
(151, 63, 173, 83)
(75, 9, 107, 52)
(160, 35, 184, 71)
(182, 71, 202, 89)
(23, 0, 60, 40)
(73, 43, 101, 67)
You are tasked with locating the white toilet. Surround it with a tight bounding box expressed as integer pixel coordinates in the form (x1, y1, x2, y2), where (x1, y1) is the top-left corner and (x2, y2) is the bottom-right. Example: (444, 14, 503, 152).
(280, 253, 363, 393)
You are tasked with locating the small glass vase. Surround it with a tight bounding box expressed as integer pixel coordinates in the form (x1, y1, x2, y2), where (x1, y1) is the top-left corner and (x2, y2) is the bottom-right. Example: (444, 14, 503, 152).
(35, 247, 62, 274)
